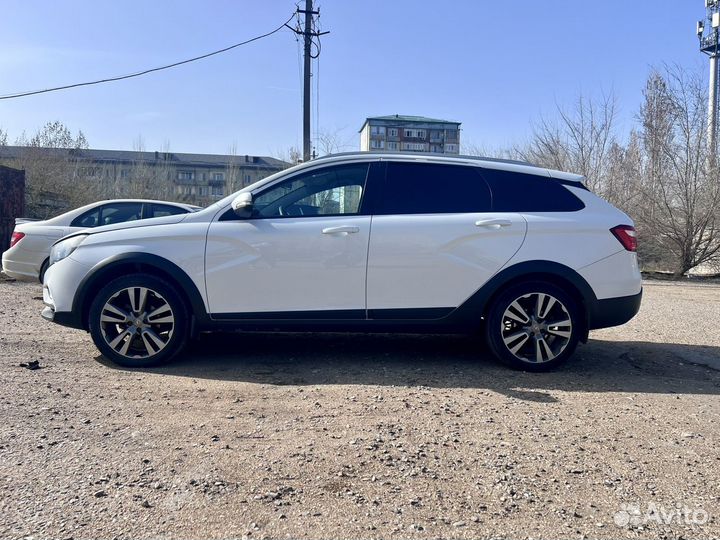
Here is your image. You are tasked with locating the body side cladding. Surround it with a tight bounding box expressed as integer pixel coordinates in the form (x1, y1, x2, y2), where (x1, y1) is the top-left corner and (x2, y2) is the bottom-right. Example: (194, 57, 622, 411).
(61, 257, 634, 337)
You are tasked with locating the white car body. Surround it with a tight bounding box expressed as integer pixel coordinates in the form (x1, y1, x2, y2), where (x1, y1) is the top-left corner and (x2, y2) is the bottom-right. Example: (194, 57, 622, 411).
(2, 199, 199, 282)
(42, 153, 642, 370)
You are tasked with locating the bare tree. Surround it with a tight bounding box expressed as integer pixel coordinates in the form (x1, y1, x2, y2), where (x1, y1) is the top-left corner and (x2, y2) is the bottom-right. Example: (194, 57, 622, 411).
(124, 137, 174, 200)
(315, 127, 354, 156)
(224, 142, 242, 196)
(518, 93, 618, 194)
(271, 146, 301, 167)
(6, 121, 99, 218)
(635, 66, 720, 275)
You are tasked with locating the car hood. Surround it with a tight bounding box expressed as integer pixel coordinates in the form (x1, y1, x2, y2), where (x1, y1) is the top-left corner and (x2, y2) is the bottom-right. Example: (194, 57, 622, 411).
(63, 214, 190, 240)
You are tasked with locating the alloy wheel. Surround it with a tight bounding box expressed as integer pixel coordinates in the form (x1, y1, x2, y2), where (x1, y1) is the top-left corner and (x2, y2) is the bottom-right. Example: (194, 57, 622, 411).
(99, 286, 175, 359)
(500, 292, 573, 363)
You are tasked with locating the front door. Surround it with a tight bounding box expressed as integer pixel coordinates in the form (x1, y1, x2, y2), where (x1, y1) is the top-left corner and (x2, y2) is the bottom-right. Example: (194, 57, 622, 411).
(205, 162, 372, 317)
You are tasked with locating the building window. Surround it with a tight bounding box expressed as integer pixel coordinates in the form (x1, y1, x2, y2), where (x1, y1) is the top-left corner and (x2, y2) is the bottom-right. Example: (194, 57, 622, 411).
(402, 142, 425, 151)
(78, 166, 102, 177)
(388, 141, 399, 150)
(245, 174, 252, 183)
(403, 129, 426, 139)
(177, 170, 195, 181)
(389, 128, 398, 137)
(445, 144, 458, 153)
(120, 169, 130, 178)
(370, 139, 385, 149)
(212, 172, 224, 181)
(199, 186, 209, 196)
(370, 125, 386, 136)
(211, 185, 224, 197)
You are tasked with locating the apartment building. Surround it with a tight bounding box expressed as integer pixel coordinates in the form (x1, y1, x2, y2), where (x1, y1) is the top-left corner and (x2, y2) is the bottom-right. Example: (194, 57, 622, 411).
(359, 115, 461, 154)
(0, 146, 287, 209)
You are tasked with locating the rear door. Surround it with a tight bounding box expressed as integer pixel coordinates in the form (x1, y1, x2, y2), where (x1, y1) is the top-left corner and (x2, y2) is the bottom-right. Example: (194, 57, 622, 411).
(366, 161, 527, 315)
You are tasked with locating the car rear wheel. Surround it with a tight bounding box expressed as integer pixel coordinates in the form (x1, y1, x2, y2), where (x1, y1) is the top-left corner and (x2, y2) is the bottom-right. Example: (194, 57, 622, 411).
(88, 274, 188, 367)
(485, 281, 581, 371)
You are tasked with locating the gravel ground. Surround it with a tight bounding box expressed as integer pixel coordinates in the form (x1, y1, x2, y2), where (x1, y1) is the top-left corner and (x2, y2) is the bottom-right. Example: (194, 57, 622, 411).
(0, 279, 719, 539)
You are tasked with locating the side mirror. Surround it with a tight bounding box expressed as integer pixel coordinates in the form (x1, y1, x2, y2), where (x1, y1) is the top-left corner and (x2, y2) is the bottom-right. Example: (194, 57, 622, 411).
(231, 192, 253, 218)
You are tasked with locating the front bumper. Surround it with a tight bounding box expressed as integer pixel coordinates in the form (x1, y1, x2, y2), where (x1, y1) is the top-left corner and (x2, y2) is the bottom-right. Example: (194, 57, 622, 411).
(588, 289, 642, 330)
(41, 256, 92, 330)
(41, 303, 85, 329)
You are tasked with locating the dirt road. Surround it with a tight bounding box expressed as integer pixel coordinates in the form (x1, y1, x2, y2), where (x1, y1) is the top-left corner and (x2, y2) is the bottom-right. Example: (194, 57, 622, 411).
(1, 279, 718, 539)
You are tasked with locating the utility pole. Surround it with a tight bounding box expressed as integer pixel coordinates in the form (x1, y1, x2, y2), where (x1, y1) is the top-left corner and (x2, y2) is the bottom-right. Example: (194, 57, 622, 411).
(302, 0, 313, 162)
(698, 0, 720, 157)
(288, 2, 328, 162)
(711, 54, 718, 154)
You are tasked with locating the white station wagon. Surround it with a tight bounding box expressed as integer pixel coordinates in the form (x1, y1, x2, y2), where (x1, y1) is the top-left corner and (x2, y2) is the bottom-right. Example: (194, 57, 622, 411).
(42, 153, 642, 370)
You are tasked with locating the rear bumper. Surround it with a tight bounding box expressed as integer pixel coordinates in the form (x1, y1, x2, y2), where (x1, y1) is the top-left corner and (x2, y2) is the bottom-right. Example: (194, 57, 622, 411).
(1, 254, 39, 281)
(588, 289, 642, 330)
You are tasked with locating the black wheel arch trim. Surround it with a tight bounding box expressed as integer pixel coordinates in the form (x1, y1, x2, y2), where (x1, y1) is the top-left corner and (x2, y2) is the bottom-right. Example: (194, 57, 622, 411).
(446, 260, 598, 331)
(71, 252, 209, 330)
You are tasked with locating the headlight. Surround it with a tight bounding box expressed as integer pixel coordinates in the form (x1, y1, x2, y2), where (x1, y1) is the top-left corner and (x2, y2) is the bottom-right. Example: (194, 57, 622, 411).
(49, 235, 88, 267)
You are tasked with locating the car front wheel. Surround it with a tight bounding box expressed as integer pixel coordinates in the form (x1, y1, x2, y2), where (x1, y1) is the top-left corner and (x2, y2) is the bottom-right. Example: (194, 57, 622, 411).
(485, 281, 581, 371)
(88, 274, 188, 367)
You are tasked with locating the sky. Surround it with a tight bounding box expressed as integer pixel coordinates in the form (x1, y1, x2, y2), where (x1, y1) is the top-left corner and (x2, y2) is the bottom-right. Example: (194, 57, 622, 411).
(0, 0, 711, 157)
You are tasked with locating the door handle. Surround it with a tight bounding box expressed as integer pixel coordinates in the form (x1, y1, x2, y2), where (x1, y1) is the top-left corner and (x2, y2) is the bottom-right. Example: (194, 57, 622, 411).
(322, 226, 360, 234)
(475, 218, 512, 229)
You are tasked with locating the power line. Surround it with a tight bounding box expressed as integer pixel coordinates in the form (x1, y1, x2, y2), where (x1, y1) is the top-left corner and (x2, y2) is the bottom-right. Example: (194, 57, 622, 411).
(0, 13, 296, 101)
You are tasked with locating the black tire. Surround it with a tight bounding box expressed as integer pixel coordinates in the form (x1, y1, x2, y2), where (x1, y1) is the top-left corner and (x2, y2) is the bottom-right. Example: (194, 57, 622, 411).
(38, 259, 49, 284)
(485, 281, 581, 371)
(88, 273, 188, 368)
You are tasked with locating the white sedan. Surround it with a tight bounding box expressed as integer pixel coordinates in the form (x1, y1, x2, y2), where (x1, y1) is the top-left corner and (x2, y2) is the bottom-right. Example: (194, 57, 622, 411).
(2, 199, 200, 282)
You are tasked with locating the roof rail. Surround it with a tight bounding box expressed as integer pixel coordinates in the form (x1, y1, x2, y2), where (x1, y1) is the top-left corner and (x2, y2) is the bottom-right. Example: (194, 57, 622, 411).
(309, 151, 536, 168)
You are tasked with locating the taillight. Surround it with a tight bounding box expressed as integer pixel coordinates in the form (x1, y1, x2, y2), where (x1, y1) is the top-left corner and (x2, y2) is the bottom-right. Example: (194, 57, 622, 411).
(610, 225, 637, 252)
(9, 231, 25, 248)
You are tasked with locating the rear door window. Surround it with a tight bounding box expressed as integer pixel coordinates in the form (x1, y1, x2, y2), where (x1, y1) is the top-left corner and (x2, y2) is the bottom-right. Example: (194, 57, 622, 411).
(99, 203, 143, 225)
(378, 162, 491, 215)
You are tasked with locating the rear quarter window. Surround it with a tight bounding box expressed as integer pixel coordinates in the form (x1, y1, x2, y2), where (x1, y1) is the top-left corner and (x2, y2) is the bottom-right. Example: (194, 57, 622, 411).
(480, 168, 585, 212)
(151, 204, 188, 218)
